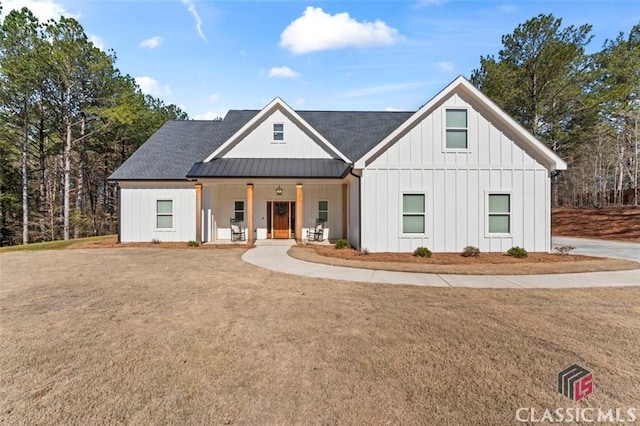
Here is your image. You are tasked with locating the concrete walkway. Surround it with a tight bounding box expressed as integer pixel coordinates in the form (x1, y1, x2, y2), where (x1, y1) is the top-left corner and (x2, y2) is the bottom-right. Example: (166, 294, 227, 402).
(241, 239, 640, 288)
(551, 236, 640, 262)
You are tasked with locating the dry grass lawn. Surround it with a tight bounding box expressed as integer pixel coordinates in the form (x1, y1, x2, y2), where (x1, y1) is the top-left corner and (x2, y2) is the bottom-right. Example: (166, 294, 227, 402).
(1, 248, 639, 425)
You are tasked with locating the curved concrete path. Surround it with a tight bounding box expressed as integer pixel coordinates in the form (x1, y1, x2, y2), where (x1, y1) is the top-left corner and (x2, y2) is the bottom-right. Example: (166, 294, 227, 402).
(242, 238, 640, 288)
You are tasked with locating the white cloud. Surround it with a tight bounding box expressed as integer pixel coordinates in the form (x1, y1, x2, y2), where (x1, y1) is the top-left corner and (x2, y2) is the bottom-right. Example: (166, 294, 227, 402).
(269, 66, 300, 78)
(280, 7, 400, 54)
(194, 111, 225, 120)
(182, 0, 207, 43)
(140, 36, 164, 49)
(89, 34, 105, 50)
(0, 0, 78, 21)
(339, 82, 427, 99)
(436, 61, 455, 73)
(415, 0, 448, 7)
(499, 4, 517, 13)
(209, 94, 219, 102)
(135, 76, 171, 97)
(385, 106, 402, 112)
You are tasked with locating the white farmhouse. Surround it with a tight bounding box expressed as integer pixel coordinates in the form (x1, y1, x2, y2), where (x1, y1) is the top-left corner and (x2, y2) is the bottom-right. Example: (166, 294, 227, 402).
(109, 76, 566, 252)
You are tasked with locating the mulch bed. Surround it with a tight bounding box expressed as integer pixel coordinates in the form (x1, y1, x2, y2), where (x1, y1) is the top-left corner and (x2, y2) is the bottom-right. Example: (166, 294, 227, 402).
(290, 245, 640, 275)
(70, 237, 253, 250)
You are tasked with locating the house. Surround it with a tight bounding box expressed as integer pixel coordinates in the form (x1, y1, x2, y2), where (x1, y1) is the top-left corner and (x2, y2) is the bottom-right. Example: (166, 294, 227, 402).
(109, 76, 566, 252)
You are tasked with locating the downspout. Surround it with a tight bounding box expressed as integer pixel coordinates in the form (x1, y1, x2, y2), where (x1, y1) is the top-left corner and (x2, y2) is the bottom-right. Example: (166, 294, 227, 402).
(116, 183, 121, 244)
(349, 168, 362, 250)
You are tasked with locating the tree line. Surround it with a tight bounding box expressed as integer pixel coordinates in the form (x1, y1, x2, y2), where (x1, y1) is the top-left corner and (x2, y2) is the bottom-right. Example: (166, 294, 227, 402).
(1, 9, 638, 246)
(0, 7, 187, 245)
(471, 14, 639, 208)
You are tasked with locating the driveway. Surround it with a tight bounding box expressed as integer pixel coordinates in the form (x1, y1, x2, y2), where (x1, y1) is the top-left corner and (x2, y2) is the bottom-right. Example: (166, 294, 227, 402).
(551, 236, 640, 262)
(242, 240, 640, 289)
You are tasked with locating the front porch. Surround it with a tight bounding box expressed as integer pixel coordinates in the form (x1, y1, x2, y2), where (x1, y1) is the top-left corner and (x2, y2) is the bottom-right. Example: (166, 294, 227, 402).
(194, 180, 350, 244)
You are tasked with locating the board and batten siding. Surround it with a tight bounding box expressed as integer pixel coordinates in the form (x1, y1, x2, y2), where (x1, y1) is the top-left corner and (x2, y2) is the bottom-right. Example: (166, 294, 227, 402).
(224, 109, 333, 159)
(119, 182, 196, 242)
(360, 93, 551, 253)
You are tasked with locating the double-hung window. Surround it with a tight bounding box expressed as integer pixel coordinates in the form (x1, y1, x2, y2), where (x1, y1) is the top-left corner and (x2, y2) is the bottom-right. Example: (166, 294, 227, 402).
(273, 123, 284, 142)
(488, 193, 511, 234)
(156, 200, 173, 229)
(445, 109, 468, 149)
(318, 201, 328, 222)
(402, 194, 425, 234)
(234, 201, 245, 221)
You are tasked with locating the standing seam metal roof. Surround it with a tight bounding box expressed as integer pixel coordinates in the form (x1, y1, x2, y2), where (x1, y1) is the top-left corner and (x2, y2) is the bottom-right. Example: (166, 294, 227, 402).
(187, 158, 351, 178)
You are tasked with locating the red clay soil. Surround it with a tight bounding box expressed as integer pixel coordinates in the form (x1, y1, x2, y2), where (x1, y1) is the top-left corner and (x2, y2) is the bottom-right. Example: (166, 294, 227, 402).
(552, 207, 640, 242)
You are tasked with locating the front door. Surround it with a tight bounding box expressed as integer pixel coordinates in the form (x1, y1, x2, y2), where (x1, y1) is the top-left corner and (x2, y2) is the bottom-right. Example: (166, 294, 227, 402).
(273, 202, 290, 239)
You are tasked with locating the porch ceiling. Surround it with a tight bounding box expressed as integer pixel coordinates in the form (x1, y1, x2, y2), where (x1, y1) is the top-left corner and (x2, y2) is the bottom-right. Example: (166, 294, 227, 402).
(186, 158, 352, 179)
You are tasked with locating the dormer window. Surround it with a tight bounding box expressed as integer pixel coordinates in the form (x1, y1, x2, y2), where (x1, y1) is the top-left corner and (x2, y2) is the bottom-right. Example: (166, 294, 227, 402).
(273, 123, 284, 142)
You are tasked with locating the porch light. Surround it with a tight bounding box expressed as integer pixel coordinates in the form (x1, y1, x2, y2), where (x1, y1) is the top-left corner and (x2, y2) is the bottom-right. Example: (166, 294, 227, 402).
(275, 186, 283, 196)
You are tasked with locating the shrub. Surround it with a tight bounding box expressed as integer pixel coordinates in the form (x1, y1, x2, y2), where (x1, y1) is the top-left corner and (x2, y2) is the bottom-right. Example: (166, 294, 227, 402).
(507, 246, 528, 258)
(187, 240, 200, 247)
(461, 245, 480, 257)
(413, 246, 432, 257)
(335, 239, 351, 249)
(554, 245, 575, 255)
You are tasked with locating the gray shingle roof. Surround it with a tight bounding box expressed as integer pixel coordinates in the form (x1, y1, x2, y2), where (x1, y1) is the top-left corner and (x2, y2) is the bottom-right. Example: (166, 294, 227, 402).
(108, 111, 258, 180)
(187, 158, 351, 179)
(299, 111, 413, 162)
(109, 108, 412, 181)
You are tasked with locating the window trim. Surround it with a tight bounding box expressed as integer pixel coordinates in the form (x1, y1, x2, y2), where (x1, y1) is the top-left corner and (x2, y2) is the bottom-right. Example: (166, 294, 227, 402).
(443, 107, 470, 152)
(401, 192, 426, 236)
(485, 191, 512, 236)
(233, 199, 245, 222)
(272, 123, 285, 143)
(155, 199, 174, 231)
(318, 200, 329, 222)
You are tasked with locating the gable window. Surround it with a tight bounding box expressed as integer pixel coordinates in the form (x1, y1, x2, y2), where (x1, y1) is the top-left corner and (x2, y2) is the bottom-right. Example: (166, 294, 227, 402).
(488, 193, 510, 234)
(402, 194, 425, 234)
(318, 201, 329, 222)
(445, 109, 468, 149)
(234, 201, 245, 221)
(273, 123, 284, 142)
(156, 200, 173, 229)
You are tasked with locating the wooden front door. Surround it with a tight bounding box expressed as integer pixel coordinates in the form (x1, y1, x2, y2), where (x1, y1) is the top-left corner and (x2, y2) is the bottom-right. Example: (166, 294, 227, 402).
(273, 202, 290, 239)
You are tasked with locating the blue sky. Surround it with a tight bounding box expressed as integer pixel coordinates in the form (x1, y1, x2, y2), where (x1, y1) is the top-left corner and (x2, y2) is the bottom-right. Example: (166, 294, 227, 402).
(2, 1, 639, 119)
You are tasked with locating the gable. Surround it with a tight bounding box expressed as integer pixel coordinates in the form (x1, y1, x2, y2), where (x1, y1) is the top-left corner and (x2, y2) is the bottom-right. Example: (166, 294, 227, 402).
(355, 76, 567, 172)
(205, 98, 350, 163)
(367, 91, 549, 170)
(223, 108, 334, 159)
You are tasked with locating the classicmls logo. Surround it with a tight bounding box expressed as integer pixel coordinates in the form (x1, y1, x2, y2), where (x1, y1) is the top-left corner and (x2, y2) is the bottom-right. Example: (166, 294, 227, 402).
(558, 364, 593, 401)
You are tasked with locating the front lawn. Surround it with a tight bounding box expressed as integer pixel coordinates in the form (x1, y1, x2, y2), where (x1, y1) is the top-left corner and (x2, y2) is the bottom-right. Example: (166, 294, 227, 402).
(1, 248, 638, 424)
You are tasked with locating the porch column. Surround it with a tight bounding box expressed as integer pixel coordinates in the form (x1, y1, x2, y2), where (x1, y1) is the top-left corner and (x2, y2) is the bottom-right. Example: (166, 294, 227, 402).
(296, 184, 303, 242)
(247, 183, 254, 244)
(342, 183, 348, 239)
(195, 183, 202, 243)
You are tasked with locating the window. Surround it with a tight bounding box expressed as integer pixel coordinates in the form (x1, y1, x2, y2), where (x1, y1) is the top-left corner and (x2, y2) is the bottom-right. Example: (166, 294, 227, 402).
(445, 109, 468, 149)
(488, 194, 510, 233)
(318, 201, 328, 222)
(234, 201, 245, 221)
(273, 123, 284, 141)
(156, 200, 173, 229)
(402, 194, 425, 234)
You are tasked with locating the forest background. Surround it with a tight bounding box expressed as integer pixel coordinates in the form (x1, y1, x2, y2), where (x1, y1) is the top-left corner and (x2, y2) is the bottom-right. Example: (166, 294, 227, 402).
(0, 7, 638, 245)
